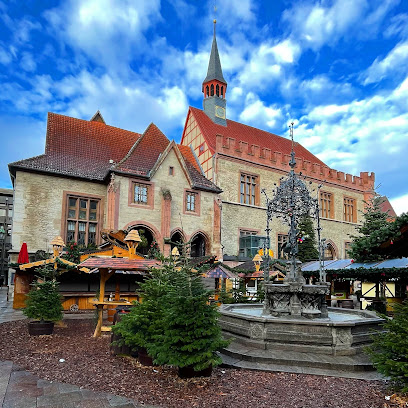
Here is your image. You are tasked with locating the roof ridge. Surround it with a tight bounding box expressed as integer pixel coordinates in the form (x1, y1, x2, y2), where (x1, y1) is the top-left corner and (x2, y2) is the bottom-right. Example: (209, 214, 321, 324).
(48, 112, 141, 136)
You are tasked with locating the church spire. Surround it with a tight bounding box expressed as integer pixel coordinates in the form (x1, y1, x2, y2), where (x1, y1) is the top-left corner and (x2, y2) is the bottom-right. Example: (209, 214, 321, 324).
(202, 19, 227, 126)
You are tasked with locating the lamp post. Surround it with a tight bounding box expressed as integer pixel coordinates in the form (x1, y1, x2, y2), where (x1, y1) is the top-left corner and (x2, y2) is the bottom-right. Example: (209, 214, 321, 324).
(0, 225, 5, 287)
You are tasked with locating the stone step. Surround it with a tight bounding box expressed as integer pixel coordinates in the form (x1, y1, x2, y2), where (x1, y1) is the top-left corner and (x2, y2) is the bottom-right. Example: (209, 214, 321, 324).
(219, 354, 384, 381)
(219, 343, 381, 380)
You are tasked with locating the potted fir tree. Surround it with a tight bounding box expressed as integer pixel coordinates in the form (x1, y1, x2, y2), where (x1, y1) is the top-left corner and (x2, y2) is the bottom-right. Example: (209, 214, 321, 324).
(148, 265, 229, 378)
(24, 264, 63, 335)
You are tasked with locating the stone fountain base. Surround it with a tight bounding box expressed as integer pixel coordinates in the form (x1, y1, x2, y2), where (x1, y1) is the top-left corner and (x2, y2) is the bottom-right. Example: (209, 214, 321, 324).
(218, 304, 385, 379)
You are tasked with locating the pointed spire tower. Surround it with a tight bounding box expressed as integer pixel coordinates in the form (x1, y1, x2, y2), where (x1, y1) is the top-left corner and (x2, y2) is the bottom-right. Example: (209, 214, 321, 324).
(202, 19, 227, 126)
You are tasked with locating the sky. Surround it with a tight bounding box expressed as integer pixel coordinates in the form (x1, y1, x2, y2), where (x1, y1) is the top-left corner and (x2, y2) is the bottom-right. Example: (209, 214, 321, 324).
(0, 0, 407, 214)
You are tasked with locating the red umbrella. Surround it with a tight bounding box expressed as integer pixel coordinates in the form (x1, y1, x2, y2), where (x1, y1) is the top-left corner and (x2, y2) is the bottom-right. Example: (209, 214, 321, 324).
(17, 243, 29, 264)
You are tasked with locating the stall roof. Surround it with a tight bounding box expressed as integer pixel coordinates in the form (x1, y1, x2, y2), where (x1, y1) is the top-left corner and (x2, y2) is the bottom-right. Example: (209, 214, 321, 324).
(204, 265, 238, 279)
(79, 257, 161, 271)
(301, 257, 408, 271)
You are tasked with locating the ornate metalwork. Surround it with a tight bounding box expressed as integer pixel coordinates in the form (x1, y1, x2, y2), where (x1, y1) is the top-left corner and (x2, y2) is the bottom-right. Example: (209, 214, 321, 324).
(263, 123, 318, 281)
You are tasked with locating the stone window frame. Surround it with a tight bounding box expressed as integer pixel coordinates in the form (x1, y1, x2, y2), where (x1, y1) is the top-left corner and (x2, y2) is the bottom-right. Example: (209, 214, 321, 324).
(343, 196, 357, 223)
(344, 241, 352, 259)
(277, 233, 288, 259)
(183, 189, 200, 216)
(320, 190, 334, 219)
(128, 179, 154, 210)
(61, 191, 104, 246)
(239, 171, 260, 206)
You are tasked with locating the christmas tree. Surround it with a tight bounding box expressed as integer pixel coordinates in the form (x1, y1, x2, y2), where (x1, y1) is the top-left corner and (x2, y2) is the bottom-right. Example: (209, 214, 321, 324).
(367, 301, 408, 392)
(349, 195, 391, 262)
(297, 214, 319, 262)
(23, 264, 63, 322)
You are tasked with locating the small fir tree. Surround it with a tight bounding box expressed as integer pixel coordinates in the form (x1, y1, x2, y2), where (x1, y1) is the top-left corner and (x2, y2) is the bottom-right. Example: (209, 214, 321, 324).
(23, 265, 63, 322)
(148, 265, 229, 371)
(366, 301, 408, 392)
(349, 195, 391, 262)
(297, 214, 319, 262)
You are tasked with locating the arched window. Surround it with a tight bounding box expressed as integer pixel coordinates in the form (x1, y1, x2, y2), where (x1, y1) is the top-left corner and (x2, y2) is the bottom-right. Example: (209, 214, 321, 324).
(210, 84, 214, 96)
(221, 86, 224, 98)
(128, 226, 154, 256)
(170, 230, 184, 254)
(216, 84, 219, 96)
(190, 233, 207, 257)
(324, 243, 335, 261)
(206, 85, 209, 97)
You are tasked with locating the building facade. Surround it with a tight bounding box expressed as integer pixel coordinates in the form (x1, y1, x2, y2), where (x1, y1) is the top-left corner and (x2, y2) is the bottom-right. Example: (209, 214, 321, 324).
(9, 112, 222, 263)
(0, 188, 13, 285)
(181, 24, 375, 261)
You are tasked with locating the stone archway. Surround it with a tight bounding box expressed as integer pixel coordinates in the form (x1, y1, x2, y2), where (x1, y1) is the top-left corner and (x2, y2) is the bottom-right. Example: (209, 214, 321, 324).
(125, 222, 161, 256)
(170, 229, 185, 253)
(324, 240, 338, 261)
(190, 232, 209, 258)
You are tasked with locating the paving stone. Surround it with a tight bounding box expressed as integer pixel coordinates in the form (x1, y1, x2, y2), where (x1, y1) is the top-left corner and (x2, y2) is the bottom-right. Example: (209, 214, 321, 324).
(108, 395, 137, 406)
(2, 396, 37, 408)
(57, 382, 81, 393)
(37, 390, 84, 406)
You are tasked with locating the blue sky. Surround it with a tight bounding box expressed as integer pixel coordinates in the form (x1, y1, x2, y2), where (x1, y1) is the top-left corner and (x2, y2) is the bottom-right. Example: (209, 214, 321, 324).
(1, 0, 407, 214)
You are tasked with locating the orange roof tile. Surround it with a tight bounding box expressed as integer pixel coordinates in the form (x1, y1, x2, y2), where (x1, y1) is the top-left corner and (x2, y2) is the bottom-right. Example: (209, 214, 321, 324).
(189, 107, 326, 166)
(10, 113, 141, 180)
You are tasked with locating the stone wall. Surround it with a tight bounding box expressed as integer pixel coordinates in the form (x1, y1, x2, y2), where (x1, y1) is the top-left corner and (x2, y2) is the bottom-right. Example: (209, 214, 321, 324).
(115, 148, 220, 256)
(217, 156, 365, 258)
(12, 171, 107, 258)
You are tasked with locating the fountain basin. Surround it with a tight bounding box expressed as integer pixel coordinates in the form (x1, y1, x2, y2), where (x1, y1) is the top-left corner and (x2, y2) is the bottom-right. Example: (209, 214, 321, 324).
(218, 303, 385, 378)
(220, 303, 383, 356)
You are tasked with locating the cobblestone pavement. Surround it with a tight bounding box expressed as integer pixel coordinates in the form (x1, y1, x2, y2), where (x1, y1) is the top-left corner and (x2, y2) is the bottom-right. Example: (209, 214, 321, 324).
(0, 288, 157, 408)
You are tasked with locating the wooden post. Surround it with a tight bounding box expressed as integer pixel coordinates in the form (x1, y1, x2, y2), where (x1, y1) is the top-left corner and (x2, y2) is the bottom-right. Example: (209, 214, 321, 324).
(93, 268, 113, 337)
(114, 274, 120, 301)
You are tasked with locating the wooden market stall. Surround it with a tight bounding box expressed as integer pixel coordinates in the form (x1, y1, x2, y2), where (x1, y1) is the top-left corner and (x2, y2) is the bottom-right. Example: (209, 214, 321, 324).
(78, 256, 161, 336)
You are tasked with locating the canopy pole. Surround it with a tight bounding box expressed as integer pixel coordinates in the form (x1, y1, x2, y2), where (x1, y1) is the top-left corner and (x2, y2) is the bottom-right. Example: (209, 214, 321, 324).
(93, 268, 113, 337)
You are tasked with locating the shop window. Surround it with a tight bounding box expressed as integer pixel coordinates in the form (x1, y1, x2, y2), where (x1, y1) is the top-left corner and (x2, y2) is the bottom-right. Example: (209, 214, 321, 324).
(65, 195, 100, 246)
(239, 231, 266, 258)
(240, 173, 258, 206)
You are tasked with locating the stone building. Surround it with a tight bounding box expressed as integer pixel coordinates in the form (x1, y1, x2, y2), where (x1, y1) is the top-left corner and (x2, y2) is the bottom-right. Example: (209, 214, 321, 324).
(181, 24, 375, 261)
(0, 188, 13, 285)
(8, 111, 222, 262)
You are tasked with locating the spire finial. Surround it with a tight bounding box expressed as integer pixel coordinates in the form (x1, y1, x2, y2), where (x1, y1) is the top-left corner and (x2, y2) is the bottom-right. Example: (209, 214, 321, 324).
(289, 121, 296, 169)
(213, 1, 217, 34)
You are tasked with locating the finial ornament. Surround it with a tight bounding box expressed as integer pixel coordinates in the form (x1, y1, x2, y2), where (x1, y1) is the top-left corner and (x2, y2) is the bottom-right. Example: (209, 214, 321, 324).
(289, 121, 296, 169)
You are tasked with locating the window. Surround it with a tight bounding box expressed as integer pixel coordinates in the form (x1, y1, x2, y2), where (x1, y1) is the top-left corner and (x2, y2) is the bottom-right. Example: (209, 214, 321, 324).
(169, 166, 174, 176)
(344, 242, 352, 259)
(239, 231, 265, 258)
(324, 243, 335, 260)
(277, 234, 288, 259)
(134, 183, 148, 205)
(210, 84, 214, 96)
(240, 173, 258, 205)
(198, 143, 205, 156)
(65, 196, 100, 246)
(343, 197, 356, 222)
(221, 86, 224, 98)
(184, 190, 200, 215)
(186, 192, 196, 212)
(320, 192, 333, 219)
(216, 84, 220, 96)
(206, 85, 209, 97)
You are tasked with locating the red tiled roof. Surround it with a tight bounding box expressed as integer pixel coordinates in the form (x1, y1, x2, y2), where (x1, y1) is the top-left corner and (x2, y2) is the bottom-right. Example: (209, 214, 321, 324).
(178, 144, 222, 193)
(115, 123, 170, 176)
(79, 257, 161, 271)
(379, 196, 397, 218)
(10, 113, 141, 180)
(189, 107, 326, 166)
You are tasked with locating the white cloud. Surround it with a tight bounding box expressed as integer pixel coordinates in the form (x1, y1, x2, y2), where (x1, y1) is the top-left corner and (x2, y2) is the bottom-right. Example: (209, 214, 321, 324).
(0, 45, 12, 65)
(362, 42, 408, 85)
(390, 194, 408, 216)
(214, 0, 256, 28)
(240, 93, 282, 129)
(294, 75, 408, 202)
(20, 52, 37, 72)
(283, 0, 399, 51)
(44, 0, 162, 70)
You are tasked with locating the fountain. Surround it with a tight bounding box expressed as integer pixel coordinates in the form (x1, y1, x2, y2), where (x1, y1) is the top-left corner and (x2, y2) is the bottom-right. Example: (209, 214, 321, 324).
(218, 124, 384, 379)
